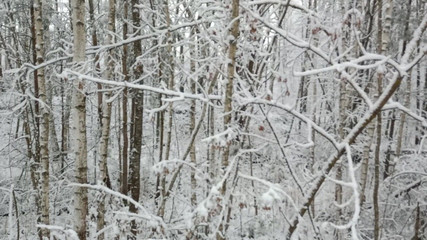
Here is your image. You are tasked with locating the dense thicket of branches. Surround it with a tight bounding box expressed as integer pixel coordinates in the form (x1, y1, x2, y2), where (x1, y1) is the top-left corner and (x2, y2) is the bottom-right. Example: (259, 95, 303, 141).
(0, 0, 426, 239)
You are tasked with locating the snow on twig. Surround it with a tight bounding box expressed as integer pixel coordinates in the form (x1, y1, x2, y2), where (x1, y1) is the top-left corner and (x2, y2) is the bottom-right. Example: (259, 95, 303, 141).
(400, 14, 427, 65)
(327, 145, 360, 240)
(201, 127, 236, 146)
(36, 224, 79, 240)
(152, 158, 206, 178)
(68, 183, 166, 228)
(293, 54, 389, 77)
(64, 69, 221, 102)
(241, 98, 341, 150)
(383, 101, 427, 127)
(188, 144, 268, 222)
(244, 0, 317, 16)
(145, 102, 170, 120)
(238, 173, 300, 212)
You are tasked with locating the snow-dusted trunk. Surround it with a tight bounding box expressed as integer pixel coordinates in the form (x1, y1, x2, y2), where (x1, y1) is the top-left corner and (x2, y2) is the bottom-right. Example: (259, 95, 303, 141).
(335, 3, 349, 233)
(373, 82, 383, 240)
(310, 71, 317, 217)
(221, 0, 239, 196)
(120, 0, 129, 196)
(88, 0, 102, 124)
(185, 11, 200, 207)
(71, 0, 88, 239)
(96, 0, 115, 238)
(158, 0, 175, 218)
(30, 2, 41, 166)
(29, 7, 42, 235)
(360, 120, 374, 205)
(381, 0, 396, 179)
(60, 79, 71, 175)
(360, 0, 378, 206)
(47, 81, 60, 165)
(34, 0, 50, 238)
(217, 0, 239, 239)
(308, 0, 317, 217)
(129, 0, 143, 237)
(335, 73, 346, 237)
(373, 2, 384, 239)
(208, 105, 216, 183)
(394, 0, 411, 174)
(190, 34, 197, 207)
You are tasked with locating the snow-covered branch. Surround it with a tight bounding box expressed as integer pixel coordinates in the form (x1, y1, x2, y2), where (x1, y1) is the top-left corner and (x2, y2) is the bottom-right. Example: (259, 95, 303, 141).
(64, 69, 221, 102)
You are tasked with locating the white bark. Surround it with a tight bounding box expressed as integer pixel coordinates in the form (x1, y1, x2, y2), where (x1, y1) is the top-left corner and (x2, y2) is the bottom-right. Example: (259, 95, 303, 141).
(34, 0, 50, 238)
(96, 0, 115, 238)
(71, 0, 88, 239)
(217, 0, 240, 238)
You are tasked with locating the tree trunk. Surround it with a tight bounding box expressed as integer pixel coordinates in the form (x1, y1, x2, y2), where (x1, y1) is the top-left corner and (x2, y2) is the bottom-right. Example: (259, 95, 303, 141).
(71, 0, 88, 239)
(30, 0, 40, 161)
(88, 0, 103, 124)
(217, 0, 239, 238)
(373, 1, 385, 239)
(189, 18, 197, 208)
(373, 80, 382, 240)
(358, 0, 378, 205)
(382, 0, 396, 179)
(360, 120, 374, 206)
(34, 0, 50, 238)
(158, 0, 175, 219)
(412, 203, 421, 240)
(121, 0, 129, 196)
(47, 79, 61, 167)
(96, 0, 115, 238)
(60, 77, 71, 175)
(129, 0, 144, 237)
(335, 74, 346, 232)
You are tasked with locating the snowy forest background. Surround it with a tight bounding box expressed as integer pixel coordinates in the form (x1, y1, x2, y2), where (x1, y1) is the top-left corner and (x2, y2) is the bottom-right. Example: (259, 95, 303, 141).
(0, 0, 426, 239)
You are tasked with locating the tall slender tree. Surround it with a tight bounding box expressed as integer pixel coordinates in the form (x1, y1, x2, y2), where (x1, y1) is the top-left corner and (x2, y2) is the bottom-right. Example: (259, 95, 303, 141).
(71, 0, 88, 239)
(96, 0, 115, 238)
(34, 0, 50, 238)
(121, 0, 129, 196)
(128, 0, 144, 237)
(217, 0, 240, 238)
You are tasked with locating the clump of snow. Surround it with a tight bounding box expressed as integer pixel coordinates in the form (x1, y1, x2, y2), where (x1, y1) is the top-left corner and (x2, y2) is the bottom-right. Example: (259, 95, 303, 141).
(210, 186, 220, 195)
(376, 64, 386, 74)
(201, 127, 236, 148)
(261, 188, 281, 206)
(196, 204, 209, 219)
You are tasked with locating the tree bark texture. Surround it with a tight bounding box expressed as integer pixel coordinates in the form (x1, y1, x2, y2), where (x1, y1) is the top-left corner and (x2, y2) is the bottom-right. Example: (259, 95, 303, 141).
(34, 0, 50, 238)
(71, 0, 88, 239)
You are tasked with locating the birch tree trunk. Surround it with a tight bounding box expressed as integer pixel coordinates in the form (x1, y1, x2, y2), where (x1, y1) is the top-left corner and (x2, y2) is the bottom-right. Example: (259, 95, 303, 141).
(158, 0, 175, 218)
(336, 73, 346, 239)
(335, 4, 350, 236)
(359, 0, 378, 207)
(189, 27, 197, 208)
(88, 0, 102, 124)
(29, 7, 42, 237)
(208, 105, 216, 184)
(96, 0, 115, 238)
(30, 1, 41, 167)
(217, 0, 239, 238)
(393, 0, 411, 176)
(71, 0, 88, 239)
(34, 0, 50, 238)
(375, 0, 393, 236)
(47, 80, 61, 166)
(373, 0, 389, 238)
(360, 120, 375, 206)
